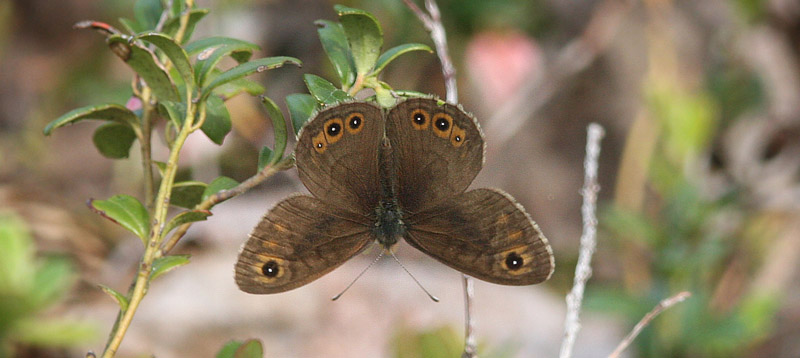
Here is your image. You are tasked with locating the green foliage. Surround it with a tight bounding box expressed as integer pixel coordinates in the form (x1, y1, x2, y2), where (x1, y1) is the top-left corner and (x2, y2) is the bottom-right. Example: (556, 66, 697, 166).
(88, 195, 150, 245)
(286, 4, 433, 129)
(217, 339, 264, 358)
(0, 214, 96, 356)
(392, 326, 464, 358)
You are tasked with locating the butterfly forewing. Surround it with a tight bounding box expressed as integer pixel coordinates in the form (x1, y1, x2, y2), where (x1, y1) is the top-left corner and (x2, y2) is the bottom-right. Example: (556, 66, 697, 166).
(385, 98, 484, 213)
(404, 188, 554, 285)
(235, 195, 374, 294)
(295, 101, 384, 216)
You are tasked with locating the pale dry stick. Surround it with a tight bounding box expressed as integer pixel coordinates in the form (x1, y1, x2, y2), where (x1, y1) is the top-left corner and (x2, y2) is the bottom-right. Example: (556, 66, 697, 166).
(401, 1, 475, 356)
(484, 0, 633, 147)
(607, 291, 692, 358)
(559, 123, 605, 358)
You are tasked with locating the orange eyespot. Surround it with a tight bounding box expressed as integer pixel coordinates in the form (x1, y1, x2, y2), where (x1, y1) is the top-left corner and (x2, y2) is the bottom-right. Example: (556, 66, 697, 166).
(345, 113, 365, 134)
(450, 125, 466, 147)
(431, 113, 453, 138)
(312, 132, 327, 153)
(323, 118, 344, 144)
(410, 109, 430, 130)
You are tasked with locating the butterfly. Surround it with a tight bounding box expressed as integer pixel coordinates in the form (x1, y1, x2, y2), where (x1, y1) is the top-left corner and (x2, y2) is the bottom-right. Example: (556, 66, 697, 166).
(235, 97, 554, 294)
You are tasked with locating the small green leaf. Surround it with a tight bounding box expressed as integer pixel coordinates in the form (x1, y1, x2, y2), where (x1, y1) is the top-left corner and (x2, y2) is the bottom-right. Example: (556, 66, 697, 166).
(185, 36, 261, 56)
(234, 339, 263, 358)
(107, 35, 180, 102)
(315, 20, 355, 87)
(260, 96, 288, 165)
(133, 0, 162, 31)
(213, 77, 266, 99)
(98, 284, 129, 311)
(92, 122, 137, 159)
(159, 100, 185, 128)
(44, 104, 138, 136)
(303, 74, 351, 105)
(162, 8, 209, 43)
(217, 341, 242, 358)
(374, 83, 396, 108)
(150, 254, 190, 281)
(138, 33, 195, 87)
(257, 146, 273, 172)
(202, 95, 232, 145)
(335, 5, 383, 77)
(170, 181, 207, 209)
(118, 17, 143, 34)
(285, 93, 317, 135)
(202, 176, 240, 202)
(163, 210, 212, 238)
(394, 90, 428, 98)
(29, 258, 75, 309)
(194, 43, 261, 87)
(154, 161, 167, 177)
(372, 43, 432, 75)
(200, 56, 302, 100)
(89, 195, 150, 244)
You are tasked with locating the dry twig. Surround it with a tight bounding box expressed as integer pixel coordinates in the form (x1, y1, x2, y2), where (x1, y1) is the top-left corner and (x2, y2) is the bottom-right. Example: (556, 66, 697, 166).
(607, 291, 692, 358)
(559, 123, 605, 358)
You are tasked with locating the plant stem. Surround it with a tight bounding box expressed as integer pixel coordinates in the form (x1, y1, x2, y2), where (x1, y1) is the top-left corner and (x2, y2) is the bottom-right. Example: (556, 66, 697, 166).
(139, 86, 156, 209)
(158, 157, 294, 256)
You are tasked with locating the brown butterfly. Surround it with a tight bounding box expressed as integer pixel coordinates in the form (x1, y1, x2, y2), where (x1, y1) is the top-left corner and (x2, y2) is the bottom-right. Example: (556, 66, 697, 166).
(235, 97, 554, 294)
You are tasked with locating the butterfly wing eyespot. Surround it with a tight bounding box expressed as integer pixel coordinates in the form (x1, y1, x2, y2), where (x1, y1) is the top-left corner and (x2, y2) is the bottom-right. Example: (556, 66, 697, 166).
(410, 109, 430, 130)
(312, 132, 327, 153)
(323, 118, 344, 144)
(431, 113, 453, 138)
(345, 113, 365, 134)
(450, 125, 466, 147)
(261, 260, 281, 277)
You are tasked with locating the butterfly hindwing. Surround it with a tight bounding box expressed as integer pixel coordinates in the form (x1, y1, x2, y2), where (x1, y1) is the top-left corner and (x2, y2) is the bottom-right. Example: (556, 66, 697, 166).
(404, 188, 554, 285)
(235, 195, 374, 294)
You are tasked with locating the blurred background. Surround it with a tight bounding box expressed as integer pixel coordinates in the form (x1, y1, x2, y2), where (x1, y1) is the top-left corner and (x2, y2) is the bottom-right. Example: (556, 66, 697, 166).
(1, 0, 799, 357)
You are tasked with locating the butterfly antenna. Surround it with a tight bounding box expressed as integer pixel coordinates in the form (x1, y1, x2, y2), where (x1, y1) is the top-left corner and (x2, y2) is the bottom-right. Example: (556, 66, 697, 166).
(331, 251, 384, 301)
(389, 251, 440, 302)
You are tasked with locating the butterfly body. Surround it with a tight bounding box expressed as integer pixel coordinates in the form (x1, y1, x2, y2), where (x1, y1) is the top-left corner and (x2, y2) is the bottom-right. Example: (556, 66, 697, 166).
(235, 98, 554, 294)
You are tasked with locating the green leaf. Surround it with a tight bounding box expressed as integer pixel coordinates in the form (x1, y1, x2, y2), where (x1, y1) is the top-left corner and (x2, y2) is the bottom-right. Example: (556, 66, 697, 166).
(213, 77, 266, 99)
(162, 8, 209, 43)
(394, 90, 428, 98)
(118, 17, 143, 34)
(372, 43, 432, 75)
(89, 195, 150, 244)
(234, 339, 263, 358)
(133, 0, 162, 31)
(374, 84, 396, 108)
(98, 284, 129, 311)
(335, 5, 383, 77)
(92, 122, 137, 159)
(163, 210, 212, 238)
(138, 33, 195, 87)
(202, 176, 240, 202)
(150, 254, 191, 281)
(257, 146, 273, 172)
(0, 214, 35, 292)
(159, 100, 185, 128)
(170, 181, 207, 209)
(44, 104, 138, 136)
(217, 341, 242, 358)
(303, 74, 351, 105)
(107, 35, 180, 102)
(185, 36, 261, 57)
(200, 56, 301, 100)
(285, 93, 317, 135)
(29, 258, 75, 309)
(202, 95, 232, 145)
(315, 20, 355, 87)
(13, 317, 98, 347)
(194, 43, 261, 87)
(154, 161, 167, 177)
(260, 96, 288, 165)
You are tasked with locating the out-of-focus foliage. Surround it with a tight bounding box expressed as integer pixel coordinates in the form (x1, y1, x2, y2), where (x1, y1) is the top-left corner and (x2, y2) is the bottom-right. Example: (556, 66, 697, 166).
(0, 214, 96, 357)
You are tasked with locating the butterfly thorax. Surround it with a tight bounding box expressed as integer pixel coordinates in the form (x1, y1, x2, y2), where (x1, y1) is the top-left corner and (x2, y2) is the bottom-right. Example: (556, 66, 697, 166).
(374, 198, 405, 248)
